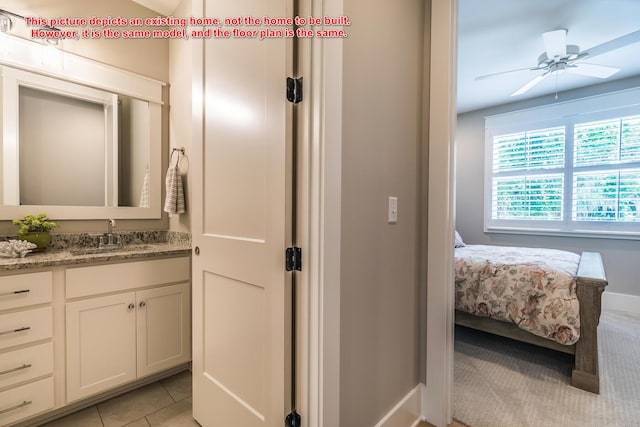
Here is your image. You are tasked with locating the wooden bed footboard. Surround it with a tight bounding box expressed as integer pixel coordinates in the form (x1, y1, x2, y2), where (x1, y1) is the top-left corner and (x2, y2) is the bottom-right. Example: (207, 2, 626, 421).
(572, 251, 608, 393)
(455, 251, 608, 394)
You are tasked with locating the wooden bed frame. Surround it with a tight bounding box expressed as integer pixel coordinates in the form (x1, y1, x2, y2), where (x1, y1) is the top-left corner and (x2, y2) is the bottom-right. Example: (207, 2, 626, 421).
(455, 251, 608, 394)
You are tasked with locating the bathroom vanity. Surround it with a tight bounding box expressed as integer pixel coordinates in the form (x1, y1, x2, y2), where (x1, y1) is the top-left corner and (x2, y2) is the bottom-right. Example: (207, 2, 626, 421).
(0, 11, 189, 427)
(0, 235, 191, 427)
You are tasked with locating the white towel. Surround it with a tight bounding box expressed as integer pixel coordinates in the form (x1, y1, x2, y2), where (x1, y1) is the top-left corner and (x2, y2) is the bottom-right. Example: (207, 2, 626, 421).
(164, 153, 185, 214)
(139, 166, 150, 208)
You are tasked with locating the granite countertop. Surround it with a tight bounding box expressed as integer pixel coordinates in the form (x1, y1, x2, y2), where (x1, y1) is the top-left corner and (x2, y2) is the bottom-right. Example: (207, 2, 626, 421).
(0, 231, 191, 272)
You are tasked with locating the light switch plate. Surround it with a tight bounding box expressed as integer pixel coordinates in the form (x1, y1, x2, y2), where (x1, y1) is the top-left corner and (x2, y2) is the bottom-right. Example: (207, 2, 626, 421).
(388, 196, 398, 223)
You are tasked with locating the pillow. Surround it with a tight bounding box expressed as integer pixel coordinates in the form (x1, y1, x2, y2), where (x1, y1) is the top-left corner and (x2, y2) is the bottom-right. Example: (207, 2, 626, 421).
(454, 230, 465, 248)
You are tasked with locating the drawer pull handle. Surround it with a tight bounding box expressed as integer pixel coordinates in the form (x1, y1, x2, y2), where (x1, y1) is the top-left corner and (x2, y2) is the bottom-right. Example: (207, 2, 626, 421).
(0, 289, 30, 297)
(0, 363, 32, 376)
(0, 400, 32, 415)
(0, 326, 31, 336)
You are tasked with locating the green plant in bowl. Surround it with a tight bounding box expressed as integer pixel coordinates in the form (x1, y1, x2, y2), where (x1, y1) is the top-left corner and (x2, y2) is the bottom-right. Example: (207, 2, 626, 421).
(12, 213, 58, 252)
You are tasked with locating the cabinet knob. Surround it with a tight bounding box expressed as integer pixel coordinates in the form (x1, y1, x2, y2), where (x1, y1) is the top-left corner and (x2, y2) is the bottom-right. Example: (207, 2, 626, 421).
(128, 303, 135, 311)
(194, 246, 200, 255)
(139, 301, 146, 308)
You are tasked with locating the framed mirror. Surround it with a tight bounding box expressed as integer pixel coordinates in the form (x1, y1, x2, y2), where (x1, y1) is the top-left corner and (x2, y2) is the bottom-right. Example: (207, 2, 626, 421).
(0, 32, 163, 220)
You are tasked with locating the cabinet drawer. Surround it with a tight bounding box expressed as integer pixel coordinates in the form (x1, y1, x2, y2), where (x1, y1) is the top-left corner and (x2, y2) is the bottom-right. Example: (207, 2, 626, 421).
(0, 377, 54, 426)
(0, 307, 52, 351)
(66, 256, 190, 298)
(0, 342, 53, 390)
(0, 272, 52, 311)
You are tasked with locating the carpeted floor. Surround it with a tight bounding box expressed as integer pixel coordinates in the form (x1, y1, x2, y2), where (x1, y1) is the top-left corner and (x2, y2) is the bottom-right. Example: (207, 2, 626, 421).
(454, 309, 640, 427)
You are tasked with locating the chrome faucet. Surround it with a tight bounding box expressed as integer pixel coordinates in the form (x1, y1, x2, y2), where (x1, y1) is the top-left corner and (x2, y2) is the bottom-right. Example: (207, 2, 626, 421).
(107, 219, 116, 235)
(107, 219, 116, 245)
(96, 219, 122, 249)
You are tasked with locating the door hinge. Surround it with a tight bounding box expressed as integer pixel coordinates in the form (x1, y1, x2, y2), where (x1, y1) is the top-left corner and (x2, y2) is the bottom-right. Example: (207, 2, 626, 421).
(286, 77, 303, 103)
(285, 247, 302, 271)
(285, 410, 301, 427)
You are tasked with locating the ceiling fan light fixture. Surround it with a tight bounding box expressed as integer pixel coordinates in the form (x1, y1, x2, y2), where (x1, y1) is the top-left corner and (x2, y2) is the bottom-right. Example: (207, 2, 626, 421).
(474, 28, 639, 99)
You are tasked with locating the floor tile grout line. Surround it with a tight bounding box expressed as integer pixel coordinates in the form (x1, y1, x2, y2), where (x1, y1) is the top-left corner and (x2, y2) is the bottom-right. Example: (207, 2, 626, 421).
(142, 399, 175, 422)
(98, 380, 175, 426)
(95, 403, 106, 427)
(173, 394, 192, 403)
(158, 378, 177, 403)
(125, 416, 150, 426)
(144, 393, 195, 425)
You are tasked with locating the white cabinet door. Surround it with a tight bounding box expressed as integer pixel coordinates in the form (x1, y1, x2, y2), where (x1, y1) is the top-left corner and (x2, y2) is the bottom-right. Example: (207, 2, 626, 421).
(136, 283, 191, 377)
(66, 292, 136, 402)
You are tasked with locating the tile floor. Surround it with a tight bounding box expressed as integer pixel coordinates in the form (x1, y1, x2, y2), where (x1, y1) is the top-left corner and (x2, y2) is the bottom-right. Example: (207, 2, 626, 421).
(40, 370, 198, 427)
(40, 372, 468, 427)
(421, 421, 468, 427)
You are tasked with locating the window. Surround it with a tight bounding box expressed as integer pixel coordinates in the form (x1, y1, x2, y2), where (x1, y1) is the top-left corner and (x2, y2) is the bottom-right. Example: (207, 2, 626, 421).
(491, 127, 564, 221)
(485, 88, 640, 238)
(572, 117, 640, 223)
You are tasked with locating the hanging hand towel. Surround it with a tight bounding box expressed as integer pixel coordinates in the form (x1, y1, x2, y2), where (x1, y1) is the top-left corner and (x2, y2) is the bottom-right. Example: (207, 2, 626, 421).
(164, 151, 185, 214)
(139, 166, 150, 208)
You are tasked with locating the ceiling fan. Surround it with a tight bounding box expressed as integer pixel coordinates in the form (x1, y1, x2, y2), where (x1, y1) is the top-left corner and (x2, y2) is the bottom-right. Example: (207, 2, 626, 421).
(476, 28, 640, 96)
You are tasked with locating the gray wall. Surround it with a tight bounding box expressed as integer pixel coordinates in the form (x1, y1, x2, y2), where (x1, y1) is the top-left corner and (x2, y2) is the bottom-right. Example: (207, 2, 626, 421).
(456, 76, 640, 297)
(340, 0, 426, 425)
(168, 0, 192, 234)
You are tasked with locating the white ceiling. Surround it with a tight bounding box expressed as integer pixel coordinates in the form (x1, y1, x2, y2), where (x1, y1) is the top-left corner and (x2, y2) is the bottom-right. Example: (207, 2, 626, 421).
(132, 0, 640, 113)
(130, 0, 181, 16)
(457, 0, 640, 113)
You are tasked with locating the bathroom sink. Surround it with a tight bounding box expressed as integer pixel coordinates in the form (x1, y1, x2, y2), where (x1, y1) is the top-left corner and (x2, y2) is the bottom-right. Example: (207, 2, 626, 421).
(70, 245, 153, 256)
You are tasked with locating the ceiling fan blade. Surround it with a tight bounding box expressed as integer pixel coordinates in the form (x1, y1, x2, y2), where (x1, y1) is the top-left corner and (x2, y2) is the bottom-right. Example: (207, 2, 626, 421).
(475, 67, 538, 80)
(568, 63, 620, 78)
(542, 29, 567, 58)
(511, 73, 548, 96)
(581, 30, 640, 59)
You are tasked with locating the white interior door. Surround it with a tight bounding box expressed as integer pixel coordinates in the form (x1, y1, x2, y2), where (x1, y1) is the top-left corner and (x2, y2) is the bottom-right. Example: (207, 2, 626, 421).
(192, 0, 292, 425)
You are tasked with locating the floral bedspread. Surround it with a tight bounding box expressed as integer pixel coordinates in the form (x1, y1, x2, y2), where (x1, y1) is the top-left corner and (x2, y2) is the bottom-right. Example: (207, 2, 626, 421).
(455, 245, 581, 345)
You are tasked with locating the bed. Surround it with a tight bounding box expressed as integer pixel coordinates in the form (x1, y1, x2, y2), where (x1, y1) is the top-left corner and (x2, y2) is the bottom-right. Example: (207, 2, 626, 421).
(454, 244, 608, 394)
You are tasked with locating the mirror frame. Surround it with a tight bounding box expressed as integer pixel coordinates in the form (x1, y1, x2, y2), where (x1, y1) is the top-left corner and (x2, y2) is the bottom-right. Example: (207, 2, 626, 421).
(0, 32, 164, 220)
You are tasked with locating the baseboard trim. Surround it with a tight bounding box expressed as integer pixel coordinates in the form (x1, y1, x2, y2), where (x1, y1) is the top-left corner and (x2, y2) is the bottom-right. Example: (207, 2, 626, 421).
(602, 292, 640, 315)
(374, 383, 423, 427)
